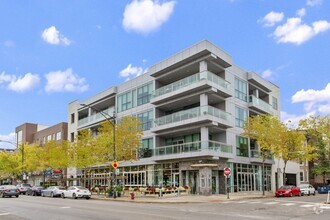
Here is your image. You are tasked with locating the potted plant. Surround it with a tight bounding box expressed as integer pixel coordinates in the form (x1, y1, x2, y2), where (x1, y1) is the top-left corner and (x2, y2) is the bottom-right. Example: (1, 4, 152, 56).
(116, 185, 123, 197)
(106, 188, 113, 197)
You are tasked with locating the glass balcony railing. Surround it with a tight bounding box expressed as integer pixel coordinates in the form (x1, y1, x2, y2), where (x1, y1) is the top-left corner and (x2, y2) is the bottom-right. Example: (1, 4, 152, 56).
(78, 107, 115, 127)
(148, 141, 232, 157)
(250, 150, 273, 160)
(249, 95, 273, 113)
(152, 71, 230, 98)
(154, 105, 232, 127)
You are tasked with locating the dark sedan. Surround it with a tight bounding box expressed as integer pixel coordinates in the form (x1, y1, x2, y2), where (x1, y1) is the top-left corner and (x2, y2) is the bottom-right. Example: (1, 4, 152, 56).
(27, 186, 44, 196)
(0, 185, 20, 198)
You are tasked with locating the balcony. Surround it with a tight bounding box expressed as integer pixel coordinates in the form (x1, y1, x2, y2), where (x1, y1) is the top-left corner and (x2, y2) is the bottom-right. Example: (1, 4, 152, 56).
(152, 105, 233, 133)
(151, 71, 231, 104)
(250, 150, 274, 164)
(78, 107, 115, 128)
(148, 141, 233, 161)
(248, 95, 273, 114)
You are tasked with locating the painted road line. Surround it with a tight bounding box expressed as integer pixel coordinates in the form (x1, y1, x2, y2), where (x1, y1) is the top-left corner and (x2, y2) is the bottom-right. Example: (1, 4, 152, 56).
(0, 212, 10, 216)
(300, 204, 315, 208)
(281, 203, 296, 206)
(264, 202, 279, 205)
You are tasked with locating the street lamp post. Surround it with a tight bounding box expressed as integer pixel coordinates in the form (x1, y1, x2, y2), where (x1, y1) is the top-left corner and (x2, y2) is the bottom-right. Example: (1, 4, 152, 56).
(0, 140, 25, 182)
(80, 104, 117, 199)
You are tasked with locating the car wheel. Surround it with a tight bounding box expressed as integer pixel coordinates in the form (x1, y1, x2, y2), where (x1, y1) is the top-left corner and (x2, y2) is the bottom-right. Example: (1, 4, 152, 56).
(61, 193, 65, 199)
(15, 195, 19, 198)
(73, 193, 77, 199)
(308, 191, 310, 196)
(50, 192, 54, 198)
(33, 192, 36, 196)
(290, 192, 293, 197)
(86, 197, 90, 200)
(313, 191, 316, 196)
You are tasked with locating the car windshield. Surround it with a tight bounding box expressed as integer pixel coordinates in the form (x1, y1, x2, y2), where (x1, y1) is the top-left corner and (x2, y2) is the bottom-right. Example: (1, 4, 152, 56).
(279, 186, 291, 190)
(22, 184, 31, 187)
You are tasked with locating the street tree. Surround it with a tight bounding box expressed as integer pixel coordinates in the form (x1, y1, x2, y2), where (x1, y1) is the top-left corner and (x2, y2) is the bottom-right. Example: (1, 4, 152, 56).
(299, 115, 330, 184)
(243, 114, 284, 195)
(0, 151, 20, 182)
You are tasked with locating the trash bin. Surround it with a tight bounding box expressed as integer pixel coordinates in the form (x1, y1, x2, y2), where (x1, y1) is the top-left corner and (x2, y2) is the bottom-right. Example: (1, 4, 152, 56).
(317, 186, 330, 194)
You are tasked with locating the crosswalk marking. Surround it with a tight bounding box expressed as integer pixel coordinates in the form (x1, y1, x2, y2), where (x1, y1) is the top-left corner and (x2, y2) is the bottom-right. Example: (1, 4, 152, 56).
(300, 204, 315, 208)
(264, 202, 279, 205)
(281, 203, 296, 206)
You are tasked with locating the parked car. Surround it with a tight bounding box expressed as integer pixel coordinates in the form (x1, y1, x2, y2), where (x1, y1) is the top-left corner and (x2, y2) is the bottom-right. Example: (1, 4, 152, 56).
(300, 184, 316, 196)
(61, 186, 91, 200)
(0, 185, 20, 198)
(41, 186, 66, 197)
(16, 183, 32, 195)
(275, 185, 301, 197)
(26, 186, 44, 196)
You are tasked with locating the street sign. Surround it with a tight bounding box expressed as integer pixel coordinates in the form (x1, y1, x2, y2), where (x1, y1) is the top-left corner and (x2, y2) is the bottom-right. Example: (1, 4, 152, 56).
(112, 160, 119, 169)
(224, 167, 231, 177)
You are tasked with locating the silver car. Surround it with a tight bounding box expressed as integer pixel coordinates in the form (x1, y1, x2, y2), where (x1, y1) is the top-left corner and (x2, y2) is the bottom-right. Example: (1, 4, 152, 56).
(0, 185, 20, 198)
(41, 186, 66, 197)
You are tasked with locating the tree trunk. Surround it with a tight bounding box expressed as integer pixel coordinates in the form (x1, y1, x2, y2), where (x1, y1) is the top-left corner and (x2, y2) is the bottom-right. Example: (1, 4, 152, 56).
(283, 160, 287, 186)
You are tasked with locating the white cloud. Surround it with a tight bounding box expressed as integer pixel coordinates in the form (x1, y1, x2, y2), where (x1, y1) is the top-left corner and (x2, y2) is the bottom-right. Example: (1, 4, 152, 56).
(0, 133, 16, 149)
(0, 72, 13, 84)
(261, 69, 274, 80)
(45, 68, 89, 93)
(259, 11, 284, 27)
(42, 26, 71, 46)
(120, 64, 144, 79)
(7, 73, 40, 92)
(122, 0, 176, 34)
(273, 17, 330, 45)
(307, 0, 323, 6)
(291, 83, 330, 115)
(296, 8, 306, 17)
(281, 111, 316, 126)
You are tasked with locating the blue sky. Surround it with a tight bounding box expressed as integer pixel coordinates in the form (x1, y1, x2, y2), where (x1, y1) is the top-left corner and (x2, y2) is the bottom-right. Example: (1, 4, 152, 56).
(1, 0, 330, 149)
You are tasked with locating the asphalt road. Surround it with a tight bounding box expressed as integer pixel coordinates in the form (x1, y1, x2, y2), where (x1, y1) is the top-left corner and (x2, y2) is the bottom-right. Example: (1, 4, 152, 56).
(0, 194, 329, 220)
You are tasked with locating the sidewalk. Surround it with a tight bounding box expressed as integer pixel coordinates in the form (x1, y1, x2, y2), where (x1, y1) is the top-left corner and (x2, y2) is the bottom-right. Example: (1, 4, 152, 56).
(91, 191, 275, 203)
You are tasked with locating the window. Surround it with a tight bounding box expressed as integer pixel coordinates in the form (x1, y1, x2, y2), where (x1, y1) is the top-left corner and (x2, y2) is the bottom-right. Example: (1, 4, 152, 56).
(236, 136, 248, 157)
(16, 130, 23, 145)
(300, 172, 304, 182)
(71, 113, 75, 123)
(117, 91, 132, 112)
(56, 132, 62, 141)
(235, 78, 248, 102)
(47, 135, 52, 141)
(70, 132, 75, 142)
(272, 96, 278, 110)
(137, 110, 153, 131)
(235, 106, 248, 128)
(137, 83, 153, 106)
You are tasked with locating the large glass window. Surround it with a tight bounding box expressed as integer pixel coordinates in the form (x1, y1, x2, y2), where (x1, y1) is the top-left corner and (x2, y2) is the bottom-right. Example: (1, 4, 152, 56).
(236, 136, 248, 157)
(235, 78, 248, 102)
(235, 106, 248, 128)
(137, 110, 153, 131)
(137, 83, 153, 106)
(117, 91, 132, 112)
(56, 132, 62, 141)
(272, 96, 278, 110)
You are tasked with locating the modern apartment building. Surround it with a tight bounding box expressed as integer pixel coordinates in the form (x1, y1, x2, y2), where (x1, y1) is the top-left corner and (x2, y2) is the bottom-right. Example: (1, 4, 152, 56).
(15, 122, 68, 185)
(68, 40, 281, 195)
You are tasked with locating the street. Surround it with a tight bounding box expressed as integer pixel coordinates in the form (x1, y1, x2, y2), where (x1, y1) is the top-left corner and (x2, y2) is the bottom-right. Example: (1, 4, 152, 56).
(0, 194, 329, 220)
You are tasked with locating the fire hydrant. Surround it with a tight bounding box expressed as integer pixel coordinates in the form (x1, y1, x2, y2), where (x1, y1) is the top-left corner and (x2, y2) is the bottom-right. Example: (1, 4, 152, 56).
(130, 192, 135, 200)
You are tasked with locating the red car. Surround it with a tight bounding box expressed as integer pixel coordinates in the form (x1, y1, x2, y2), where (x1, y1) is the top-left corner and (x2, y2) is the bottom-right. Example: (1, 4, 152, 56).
(275, 185, 301, 197)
